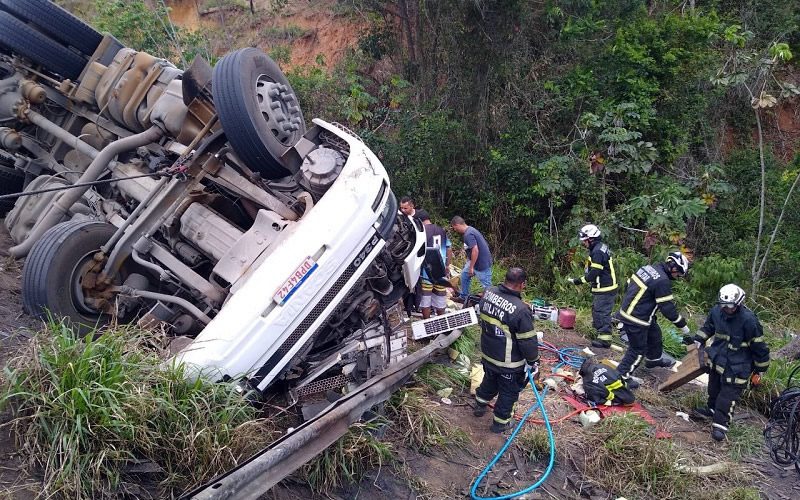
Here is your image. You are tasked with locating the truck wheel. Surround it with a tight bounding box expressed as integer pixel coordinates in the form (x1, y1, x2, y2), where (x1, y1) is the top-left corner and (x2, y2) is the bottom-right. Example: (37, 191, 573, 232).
(0, 11, 86, 80)
(0, 0, 102, 57)
(0, 165, 24, 217)
(212, 48, 306, 180)
(23, 220, 118, 332)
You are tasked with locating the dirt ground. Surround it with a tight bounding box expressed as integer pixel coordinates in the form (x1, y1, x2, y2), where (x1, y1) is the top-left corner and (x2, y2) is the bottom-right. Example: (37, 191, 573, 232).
(0, 225, 44, 499)
(1, 221, 800, 498)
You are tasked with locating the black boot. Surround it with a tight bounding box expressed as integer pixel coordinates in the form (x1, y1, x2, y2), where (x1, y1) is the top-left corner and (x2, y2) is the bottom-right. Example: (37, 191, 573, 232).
(591, 339, 611, 349)
(691, 406, 714, 420)
(645, 357, 676, 369)
(623, 377, 640, 389)
(473, 403, 487, 417)
(490, 420, 513, 433)
(711, 427, 726, 441)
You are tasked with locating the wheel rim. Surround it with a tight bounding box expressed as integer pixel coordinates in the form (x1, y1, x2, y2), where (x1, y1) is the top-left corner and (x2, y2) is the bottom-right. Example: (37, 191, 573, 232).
(70, 250, 103, 317)
(255, 73, 303, 147)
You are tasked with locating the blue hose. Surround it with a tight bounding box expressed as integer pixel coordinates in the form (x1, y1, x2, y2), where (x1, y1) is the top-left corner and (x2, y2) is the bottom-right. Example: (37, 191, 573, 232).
(469, 371, 556, 499)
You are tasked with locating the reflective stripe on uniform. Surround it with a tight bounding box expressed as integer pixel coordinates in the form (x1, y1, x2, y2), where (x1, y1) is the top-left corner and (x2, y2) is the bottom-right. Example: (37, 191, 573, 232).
(605, 379, 623, 405)
(619, 310, 650, 326)
(754, 360, 769, 368)
(596, 333, 612, 341)
(609, 257, 617, 289)
(712, 422, 728, 432)
(480, 314, 510, 334)
(590, 262, 604, 270)
(493, 414, 512, 424)
(655, 294, 674, 303)
(624, 275, 648, 321)
(516, 330, 538, 340)
(671, 314, 684, 325)
(476, 395, 491, 404)
(482, 353, 526, 369)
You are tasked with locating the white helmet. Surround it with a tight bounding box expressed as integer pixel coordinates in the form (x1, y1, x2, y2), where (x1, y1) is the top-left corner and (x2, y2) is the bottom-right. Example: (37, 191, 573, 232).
(579, 224, 601, 241)
(719, 284, 745, 307)
(665, 251, 689, 277)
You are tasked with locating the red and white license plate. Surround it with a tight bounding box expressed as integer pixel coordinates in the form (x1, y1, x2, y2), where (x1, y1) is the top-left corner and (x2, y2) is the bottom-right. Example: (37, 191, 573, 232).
(273, 257, 318, 305)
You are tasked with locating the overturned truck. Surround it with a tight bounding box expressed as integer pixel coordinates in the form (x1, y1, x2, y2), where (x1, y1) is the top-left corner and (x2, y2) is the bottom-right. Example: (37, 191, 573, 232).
(0, 1, 425, 407)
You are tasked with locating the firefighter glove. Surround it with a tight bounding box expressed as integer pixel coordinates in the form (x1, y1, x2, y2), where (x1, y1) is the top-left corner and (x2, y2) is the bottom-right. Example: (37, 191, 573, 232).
(526, 361, 540, 379)
(680, 325, 691, 335)
(681, 335, 695, 345)
(750, 373, 762, 386)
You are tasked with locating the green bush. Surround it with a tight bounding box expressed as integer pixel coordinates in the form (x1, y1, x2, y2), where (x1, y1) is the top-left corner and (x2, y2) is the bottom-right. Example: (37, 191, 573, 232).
(679, 254, 747, 308)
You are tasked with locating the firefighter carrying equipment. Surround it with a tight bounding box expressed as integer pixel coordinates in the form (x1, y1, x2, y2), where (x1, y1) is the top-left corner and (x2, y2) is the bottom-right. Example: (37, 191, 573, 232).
(478, 284, 540, 374)
(692, 304, 770, 386)
(579, 358, 635, 406)
(570, 239, 618, 294)
(615, 262, 687, 329)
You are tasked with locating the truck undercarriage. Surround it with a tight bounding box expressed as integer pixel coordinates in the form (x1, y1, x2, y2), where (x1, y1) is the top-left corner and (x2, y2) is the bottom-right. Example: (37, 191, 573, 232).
(0, 0, 425, 406)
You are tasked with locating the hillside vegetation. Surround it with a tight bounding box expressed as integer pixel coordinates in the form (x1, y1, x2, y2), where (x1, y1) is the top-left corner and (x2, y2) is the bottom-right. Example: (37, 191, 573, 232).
(64, 0, 800, 315)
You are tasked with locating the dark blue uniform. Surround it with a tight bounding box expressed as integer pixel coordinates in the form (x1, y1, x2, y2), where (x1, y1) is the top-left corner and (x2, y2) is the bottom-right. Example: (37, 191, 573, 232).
(695, 305, 770, 434)
(474, 284, 539, 426)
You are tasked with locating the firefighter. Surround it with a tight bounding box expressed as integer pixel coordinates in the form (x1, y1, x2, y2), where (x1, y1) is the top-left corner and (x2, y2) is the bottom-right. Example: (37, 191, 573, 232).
(683, 284, 770, 441)
(567, 224, 618, 348)
(579, 358, 635, 406)
(473, 267, 540, 433)
(615, 251, 691, 388)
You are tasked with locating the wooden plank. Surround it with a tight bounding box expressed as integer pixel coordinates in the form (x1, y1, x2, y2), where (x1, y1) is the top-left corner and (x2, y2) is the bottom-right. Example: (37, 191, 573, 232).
(658, 343, 706, 392)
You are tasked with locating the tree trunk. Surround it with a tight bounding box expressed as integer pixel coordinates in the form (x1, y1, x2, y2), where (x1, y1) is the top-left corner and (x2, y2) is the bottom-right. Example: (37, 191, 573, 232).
(750, 108, 766, 297)
(756, 167, 800, 279)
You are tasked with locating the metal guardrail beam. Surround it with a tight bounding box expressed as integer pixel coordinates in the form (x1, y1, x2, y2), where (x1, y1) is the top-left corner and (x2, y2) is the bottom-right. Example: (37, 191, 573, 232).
(183, 328, 463, 500)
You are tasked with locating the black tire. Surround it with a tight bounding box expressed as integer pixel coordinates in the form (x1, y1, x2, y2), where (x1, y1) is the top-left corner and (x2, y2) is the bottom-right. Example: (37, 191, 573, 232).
(0, 0, 102, 57)
(23, 220, 117, 332)
(0, 11, 86, 80)
(0, 165, 24, 217)
(212, 48, 306, 180)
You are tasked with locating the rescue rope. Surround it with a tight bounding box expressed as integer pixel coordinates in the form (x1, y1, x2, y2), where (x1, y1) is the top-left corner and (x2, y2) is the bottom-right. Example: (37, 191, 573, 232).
(469, 371, 556, 500)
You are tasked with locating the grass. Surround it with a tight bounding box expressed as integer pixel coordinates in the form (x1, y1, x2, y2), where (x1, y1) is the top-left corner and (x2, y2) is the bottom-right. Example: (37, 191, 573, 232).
(727, 423, 764, 460)
(581, 413, 747, 499)
(261, 24, 310, 42)
(385, 388, 467, 452)
(673, 387, 708, 411)
(414, 363, 469, 393)
(741, 357, 797, 414)
(450, 326, 479, 363)
(298, 420, 394, 493)
(516, 428, 551, 462)
(0, 321, 272, 498)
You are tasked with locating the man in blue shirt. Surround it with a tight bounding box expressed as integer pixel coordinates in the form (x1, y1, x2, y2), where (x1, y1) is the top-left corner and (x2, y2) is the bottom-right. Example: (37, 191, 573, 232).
(450, 216, 493, 302)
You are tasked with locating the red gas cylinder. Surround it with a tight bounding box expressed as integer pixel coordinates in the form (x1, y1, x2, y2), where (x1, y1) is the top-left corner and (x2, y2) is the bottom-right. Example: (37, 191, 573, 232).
(558, 308, 576, 329)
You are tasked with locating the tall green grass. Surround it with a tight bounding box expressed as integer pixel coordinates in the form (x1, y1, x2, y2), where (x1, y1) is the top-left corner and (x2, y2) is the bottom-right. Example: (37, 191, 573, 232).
(299, 420, 394, 493)
(0, 321, 271, 498)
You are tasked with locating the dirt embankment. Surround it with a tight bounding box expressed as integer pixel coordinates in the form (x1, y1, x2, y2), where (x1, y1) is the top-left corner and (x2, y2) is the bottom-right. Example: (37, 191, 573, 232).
(167, 0, 365, 70)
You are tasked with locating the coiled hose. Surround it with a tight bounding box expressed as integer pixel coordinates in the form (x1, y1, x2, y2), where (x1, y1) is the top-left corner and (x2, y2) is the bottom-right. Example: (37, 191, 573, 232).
(764, 363, 800, 475)
(469, 370, 555, 500)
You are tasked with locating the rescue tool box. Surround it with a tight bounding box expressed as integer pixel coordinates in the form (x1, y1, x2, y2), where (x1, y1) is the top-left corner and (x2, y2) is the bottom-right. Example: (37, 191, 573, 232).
(532, 305, 558, 321)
